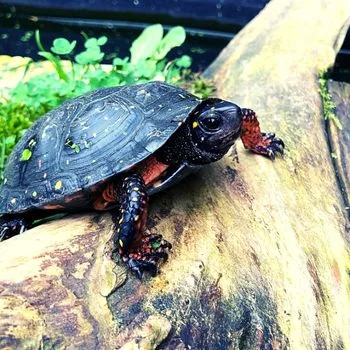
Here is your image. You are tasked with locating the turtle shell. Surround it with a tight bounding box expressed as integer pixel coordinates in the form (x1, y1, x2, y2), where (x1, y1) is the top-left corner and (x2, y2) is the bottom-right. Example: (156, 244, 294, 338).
(0, 82, 201, 214)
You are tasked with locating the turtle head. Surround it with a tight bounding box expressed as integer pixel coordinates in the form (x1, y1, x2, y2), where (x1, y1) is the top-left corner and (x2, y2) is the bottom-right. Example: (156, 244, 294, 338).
(187, 99, 242, 163)
(156, 98, 243, 166)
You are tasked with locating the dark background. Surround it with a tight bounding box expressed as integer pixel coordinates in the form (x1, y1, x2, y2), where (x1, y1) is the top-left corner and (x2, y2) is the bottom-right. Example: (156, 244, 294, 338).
(0, 0, 269, 71)
(0, 0, 348, 78)
(0, 0, 269, 30)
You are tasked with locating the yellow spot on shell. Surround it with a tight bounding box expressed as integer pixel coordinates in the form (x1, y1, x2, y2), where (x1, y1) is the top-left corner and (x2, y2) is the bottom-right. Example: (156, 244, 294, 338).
(10, 198, 16, 204)
(119, 217, 123, 224)
(119, 239, 123, 248)
(192, 121, 198, 128)
(132, 197, 138, 202)
(55, 180, 63, 190)
(32, 191, 37, 197)
(134, 215, 139, 222)
(133, 187, 140, 191)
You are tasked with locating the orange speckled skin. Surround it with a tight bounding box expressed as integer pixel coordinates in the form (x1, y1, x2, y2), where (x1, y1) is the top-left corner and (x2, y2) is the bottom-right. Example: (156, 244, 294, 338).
(241, 109, 264, 150)
(240, 108, 284, 159)
(92, 155, 169, 211)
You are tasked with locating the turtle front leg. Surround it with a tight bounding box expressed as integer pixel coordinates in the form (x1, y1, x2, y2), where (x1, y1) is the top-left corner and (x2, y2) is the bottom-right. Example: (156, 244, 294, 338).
(240, 108, 285, 159)
(112, 174, 171, 279)
(0, 215, 31, 241)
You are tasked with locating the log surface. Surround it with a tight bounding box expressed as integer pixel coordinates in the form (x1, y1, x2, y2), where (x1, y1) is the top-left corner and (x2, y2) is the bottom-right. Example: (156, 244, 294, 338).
(327, 80, 350, 218)
(1, 0, 350, 349)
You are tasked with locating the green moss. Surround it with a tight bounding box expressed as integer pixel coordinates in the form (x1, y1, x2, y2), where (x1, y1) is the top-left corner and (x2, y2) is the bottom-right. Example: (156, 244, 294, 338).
(318, 70, 342, 130)
(0, 102, 47, 178)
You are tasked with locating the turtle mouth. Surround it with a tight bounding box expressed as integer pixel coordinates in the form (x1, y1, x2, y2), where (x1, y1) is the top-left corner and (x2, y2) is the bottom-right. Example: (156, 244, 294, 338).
(213, 127, 242, 152)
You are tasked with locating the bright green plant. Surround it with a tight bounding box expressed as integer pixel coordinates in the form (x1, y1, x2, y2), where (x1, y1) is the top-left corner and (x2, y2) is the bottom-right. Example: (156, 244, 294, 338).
(0, 24, 214, 179)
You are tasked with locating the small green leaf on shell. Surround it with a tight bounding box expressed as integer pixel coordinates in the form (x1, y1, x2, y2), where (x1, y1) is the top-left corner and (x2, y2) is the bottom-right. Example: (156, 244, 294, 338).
(20, 149, 32, 161)
(65, 138, 81, 153)
(151, 240, 162, 250)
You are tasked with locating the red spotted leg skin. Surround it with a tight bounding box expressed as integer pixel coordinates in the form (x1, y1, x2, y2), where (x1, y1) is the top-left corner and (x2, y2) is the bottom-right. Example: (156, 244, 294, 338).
(240, 108, 285, 159)
(112, 174, 171, 279)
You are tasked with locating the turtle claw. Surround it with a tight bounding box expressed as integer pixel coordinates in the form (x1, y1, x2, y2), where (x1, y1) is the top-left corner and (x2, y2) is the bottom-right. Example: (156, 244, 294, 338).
(122, 234, 172, 279)
(0, 216, 30, 241)
(0, 227, 9, 241)
(253, 133, 285, 160)
(126, 258, 158, 279)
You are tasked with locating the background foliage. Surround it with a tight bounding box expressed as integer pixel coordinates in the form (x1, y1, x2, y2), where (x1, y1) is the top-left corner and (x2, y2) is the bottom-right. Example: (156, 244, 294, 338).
(0, 24, 214, 179)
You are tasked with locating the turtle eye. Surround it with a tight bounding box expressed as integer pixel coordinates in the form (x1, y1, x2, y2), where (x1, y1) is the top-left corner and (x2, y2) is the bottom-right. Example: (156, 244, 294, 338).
(200, 114, 222, 131)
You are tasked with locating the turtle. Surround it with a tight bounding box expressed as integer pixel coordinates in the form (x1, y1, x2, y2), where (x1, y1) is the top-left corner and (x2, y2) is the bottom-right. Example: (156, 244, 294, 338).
(0, 81, 284, 278)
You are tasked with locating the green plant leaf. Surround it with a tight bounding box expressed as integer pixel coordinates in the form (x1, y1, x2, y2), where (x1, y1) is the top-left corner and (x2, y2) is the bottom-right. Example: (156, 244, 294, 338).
(38, 52, 69, 82)
(20, 59, 34, 81)
(175, 55, 192, 68)
(75, 47, 104, 65)
(113, 57, 129, 67)
(154, 26, 186, 60)
(97, 36, 108, 46)
(19, 148, 32, 161)
(35, 30, 45, 52)
(166, 64, 181, 82)
(85, 38, 98, 48)
(136, 60, 157, 78)
(5, 135, 16, 146)
(130, 24, 163, 64)
(84, 37, 107, 48)
(51, 38, 76, 55)
(153, 71, 166, 81)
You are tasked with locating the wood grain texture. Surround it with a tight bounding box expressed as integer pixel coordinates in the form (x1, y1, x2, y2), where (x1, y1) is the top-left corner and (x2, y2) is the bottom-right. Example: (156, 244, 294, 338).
(1, 0, 350, 348)
(327, 80, 350, 218)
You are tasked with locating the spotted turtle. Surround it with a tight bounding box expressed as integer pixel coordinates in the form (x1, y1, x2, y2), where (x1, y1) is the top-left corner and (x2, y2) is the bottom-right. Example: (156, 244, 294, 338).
(0, 82, 284, 278)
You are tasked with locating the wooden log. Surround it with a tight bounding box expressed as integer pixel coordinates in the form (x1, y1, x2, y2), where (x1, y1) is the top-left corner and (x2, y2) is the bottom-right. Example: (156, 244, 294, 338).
(327, 80, 350, 217)
(1, 0, 350, 348)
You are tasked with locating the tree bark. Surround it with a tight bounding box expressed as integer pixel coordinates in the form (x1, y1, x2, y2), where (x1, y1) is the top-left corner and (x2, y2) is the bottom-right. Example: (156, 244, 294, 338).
(327, 80, 350, 217)
(1, 0, 350, 349)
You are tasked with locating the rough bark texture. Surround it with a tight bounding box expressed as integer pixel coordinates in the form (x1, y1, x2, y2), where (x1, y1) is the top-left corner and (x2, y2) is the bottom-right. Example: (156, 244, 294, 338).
(1, 0, 350, 349)
(327, 80, 350, 217)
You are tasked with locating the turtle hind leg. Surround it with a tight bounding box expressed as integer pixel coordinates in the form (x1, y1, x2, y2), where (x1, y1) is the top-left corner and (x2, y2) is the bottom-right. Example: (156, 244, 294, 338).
(0, 214, 32, 241)
(111, 174, 172, 279)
